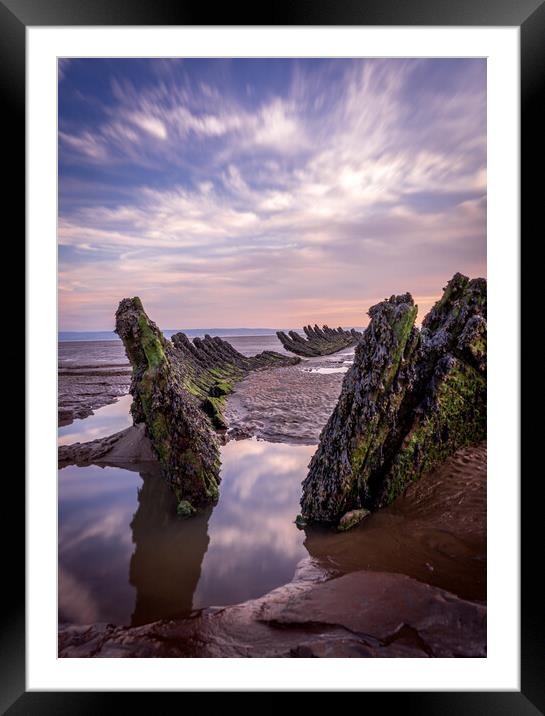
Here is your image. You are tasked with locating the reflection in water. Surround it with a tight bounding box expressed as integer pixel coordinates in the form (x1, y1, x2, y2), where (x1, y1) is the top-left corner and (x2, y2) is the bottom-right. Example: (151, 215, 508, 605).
(59, 439, 315, 626)
(298, 349, 354, 375)
(129, 472, 212, 626)
(193, 439, 313, 608)
(58, 394, 133, 445)
(58, 412, 485, 627)
(58, 463, 141, 625)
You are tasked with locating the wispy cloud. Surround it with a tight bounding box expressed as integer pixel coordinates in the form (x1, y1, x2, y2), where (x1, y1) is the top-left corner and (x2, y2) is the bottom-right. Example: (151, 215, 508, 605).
(59, 58, 486, 330)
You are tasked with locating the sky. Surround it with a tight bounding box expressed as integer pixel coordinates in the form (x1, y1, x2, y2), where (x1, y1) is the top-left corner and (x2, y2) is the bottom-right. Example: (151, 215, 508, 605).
(58, 58, 486, 331)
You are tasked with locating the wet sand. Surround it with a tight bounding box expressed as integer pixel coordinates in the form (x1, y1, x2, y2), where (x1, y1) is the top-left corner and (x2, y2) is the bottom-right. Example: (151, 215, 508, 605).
(58, 341, 131, 426)
(226, 365, 345, 443)
(223, 338, 352, 443)
(57, 335, 343, 429)
(304, 441, 486, 601)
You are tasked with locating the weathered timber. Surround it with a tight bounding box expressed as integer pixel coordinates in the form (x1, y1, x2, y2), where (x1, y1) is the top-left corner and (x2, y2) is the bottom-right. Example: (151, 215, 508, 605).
(276, 324, 362, 357)
(115, 297, 299, 511)
(300, 273, 486, 525)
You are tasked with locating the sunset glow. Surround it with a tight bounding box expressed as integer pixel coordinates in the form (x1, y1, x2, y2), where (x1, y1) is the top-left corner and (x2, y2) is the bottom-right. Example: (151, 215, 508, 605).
(59, 58, 486, 331)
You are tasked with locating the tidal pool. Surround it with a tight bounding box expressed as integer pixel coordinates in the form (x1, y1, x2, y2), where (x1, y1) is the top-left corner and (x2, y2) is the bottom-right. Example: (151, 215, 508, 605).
(58, 394, 133, 445)
(58, 437, 315, 626)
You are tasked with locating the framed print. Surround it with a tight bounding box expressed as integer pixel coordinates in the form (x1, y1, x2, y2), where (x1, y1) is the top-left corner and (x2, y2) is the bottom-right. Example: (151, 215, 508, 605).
(5, 0, 542, 709)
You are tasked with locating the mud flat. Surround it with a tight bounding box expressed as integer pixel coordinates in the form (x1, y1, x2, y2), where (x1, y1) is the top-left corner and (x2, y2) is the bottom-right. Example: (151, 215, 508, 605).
(224, 346, 354, 443)
(58, 357, 131, 427)
(225, 364, 346, 443)
(57, 335, 296, 428)
(59, 348, 352, 467)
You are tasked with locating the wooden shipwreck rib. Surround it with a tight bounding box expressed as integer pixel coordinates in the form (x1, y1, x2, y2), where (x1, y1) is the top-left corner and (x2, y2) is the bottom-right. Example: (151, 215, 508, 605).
(276, 325, 362, 357)
(300, 272, 487, 529)
(115, 297, 299, 513)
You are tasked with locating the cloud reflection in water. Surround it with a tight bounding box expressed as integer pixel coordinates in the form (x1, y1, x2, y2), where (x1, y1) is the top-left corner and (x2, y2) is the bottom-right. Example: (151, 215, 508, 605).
(58, 439, 316, 626)
(58, 394, 133, 445)
(193, 439, 315, 609)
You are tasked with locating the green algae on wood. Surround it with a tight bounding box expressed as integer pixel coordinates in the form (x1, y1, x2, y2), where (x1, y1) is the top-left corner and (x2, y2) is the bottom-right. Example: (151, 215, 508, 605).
(202, 395, 229, 430)
(176, 499, 196, 518)
(115, 298, 221, 510)
(300, 273, 487, 526)
(384, 357, 486, 505)
(115, 297, 299, 512)
(138, 313, 165, 369)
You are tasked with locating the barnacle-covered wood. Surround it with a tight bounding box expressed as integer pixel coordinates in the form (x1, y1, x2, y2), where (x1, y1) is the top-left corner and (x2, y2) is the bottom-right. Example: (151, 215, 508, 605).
(301, 273, 486, 525)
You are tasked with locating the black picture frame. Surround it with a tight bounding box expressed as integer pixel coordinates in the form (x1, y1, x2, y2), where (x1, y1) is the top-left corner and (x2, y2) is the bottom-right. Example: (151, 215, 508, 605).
(5, 0, 541, 710)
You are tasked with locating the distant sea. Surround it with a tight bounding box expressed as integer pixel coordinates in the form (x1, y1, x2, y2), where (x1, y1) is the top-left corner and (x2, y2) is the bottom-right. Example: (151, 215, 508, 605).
(59, 328, 285, 342)
(59, 327, 364, 342)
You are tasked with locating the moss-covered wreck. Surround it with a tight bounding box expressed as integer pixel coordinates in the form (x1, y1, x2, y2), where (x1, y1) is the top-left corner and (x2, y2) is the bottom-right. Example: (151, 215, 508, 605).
(300, 272, 487, 526)
(115, 297, 299, 513)
(277, 325, 362, 357)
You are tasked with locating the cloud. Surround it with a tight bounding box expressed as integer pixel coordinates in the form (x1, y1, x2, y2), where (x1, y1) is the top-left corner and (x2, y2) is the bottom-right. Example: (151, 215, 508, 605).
(59, 59, 486, 330)
(59, 130, 109, 160)
(251, 98, 306, 152)
(129, 112, 168, 139)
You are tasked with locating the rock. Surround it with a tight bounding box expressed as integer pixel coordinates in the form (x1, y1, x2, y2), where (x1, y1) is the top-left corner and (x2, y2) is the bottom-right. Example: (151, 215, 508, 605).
(277, 324, 362, 357)
(58, 424, 156, 468)
(58, 570, 486, 658)
(256, 570, 486, 658)
(338, 508, 370, 532)
(301, 273, 486, 524)
(114, 297, 299, 508)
